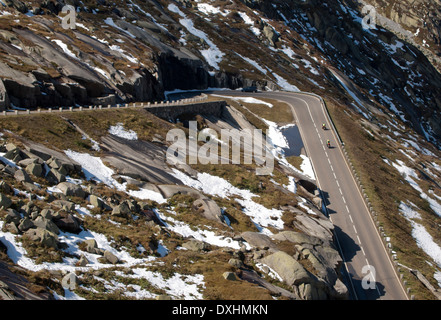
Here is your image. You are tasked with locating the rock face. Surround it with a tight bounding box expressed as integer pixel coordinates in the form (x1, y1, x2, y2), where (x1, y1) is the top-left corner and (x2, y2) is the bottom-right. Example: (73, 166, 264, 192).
(261, 251, 311, 286)
(0, 79, 9, 111)
(56, 182, 87, 199)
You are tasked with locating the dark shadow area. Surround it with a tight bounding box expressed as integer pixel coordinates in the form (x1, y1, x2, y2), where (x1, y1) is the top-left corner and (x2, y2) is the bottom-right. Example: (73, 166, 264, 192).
(319, 189, 337, 215)
(333, 225, 360, 263)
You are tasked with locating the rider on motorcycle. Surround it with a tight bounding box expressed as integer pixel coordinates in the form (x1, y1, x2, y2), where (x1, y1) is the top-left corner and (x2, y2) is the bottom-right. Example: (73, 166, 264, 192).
(327, 139, 331, 148)
(322, 123, 326, 130)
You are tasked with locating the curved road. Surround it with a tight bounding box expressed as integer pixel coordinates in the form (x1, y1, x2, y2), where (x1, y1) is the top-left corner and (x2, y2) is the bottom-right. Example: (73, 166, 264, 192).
(4, 89, 408, 299)
(204, 90, 408, 300)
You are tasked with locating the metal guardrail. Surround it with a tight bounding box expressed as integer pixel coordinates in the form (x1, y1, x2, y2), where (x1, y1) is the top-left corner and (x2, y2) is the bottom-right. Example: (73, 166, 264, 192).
(0, 94, 208, 116)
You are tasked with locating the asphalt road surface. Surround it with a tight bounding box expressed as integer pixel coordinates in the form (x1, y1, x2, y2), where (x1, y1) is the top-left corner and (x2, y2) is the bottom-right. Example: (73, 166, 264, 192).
(206, 90, 409, 300)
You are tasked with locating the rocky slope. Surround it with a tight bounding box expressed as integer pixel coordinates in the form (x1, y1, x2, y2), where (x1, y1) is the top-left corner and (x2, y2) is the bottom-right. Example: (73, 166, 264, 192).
(0, 98, 349, 300)
(1, 0, 441, 300)
(0, 0, 440, 145)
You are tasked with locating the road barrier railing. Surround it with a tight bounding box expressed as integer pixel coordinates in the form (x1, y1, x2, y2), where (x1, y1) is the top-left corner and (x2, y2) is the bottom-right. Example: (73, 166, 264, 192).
(0, 94, 208, 116)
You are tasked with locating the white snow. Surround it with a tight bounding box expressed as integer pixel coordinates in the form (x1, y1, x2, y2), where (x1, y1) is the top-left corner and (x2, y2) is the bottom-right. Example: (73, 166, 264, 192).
(284, 176, 297, 194)
(238, 12, 261, 36)
(170, 169, 284, 235)
(108, 123, 138, 140)
(64, 150, 166, 204)
(300, 154, 315, 180)
(109, 45, 138, 64)
(236, 53, 268, 75)
(119, 268, 205, 300)
(168, 3, 224, 70)
(399, 202, 441, 269)
(212, 94, 273, 108)
(272, 72, 300, 92)
(52, 39, 77, 59)
(392, 159, 441, 218)
(197, 3, 230, 17)
(104, 18, 136, 38)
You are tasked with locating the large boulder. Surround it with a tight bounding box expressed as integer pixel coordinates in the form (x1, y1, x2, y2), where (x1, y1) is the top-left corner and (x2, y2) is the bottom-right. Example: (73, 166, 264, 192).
(260, 251, 311, 286)
(272, 231, 323, 247)
(46, 168, 66, 185)
(182, 239, 209, 252)
(0, 78, 9, 111)
(25, 163, 44, 178)
(25, 227, 59, 249)
(0, 193, 12, 209)
(241, 231, 277, 250)
(292, 212, 334, 242)
(33, 216, 60, 235)
(111, 202, 131, 218)
(56, 182, 86, 199)
(192, 198, 224, 223)
(14, 169, 32, 183)
(53, 211, 82, 234)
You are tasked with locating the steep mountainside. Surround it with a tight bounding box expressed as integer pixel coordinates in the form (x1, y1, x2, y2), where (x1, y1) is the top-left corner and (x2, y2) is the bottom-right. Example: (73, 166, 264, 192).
(1, 0, 441, 301)
(0, 0, 440, 145)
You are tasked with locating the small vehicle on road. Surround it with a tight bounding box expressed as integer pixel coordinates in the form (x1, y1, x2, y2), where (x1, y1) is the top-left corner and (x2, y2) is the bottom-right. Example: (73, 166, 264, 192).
(242, 86, 258, 93)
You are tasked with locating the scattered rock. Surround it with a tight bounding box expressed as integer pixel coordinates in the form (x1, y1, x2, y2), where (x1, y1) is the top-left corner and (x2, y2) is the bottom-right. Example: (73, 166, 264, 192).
(228, 258, 244, 269)
(14, 169, 32, 183)
(111, 202, 131, 218)
(46, 168, 66, 185)
(17, 217, 34, 232)
(103, 250, 119, 264)
(89, 194, 105, 209)
(33, 216, 60, 235)
(0, 193, 12, 209)
(82, 239, 102, 255)
(51, 200, 75, 212)
(77, 255, 89, 267)
(192, 198, 224, 223)
(56, 182, 86, 199)
(5, 208, 21, 225)
(223, 272, 238, 281)
(0, 181, 13, 195)
(241, 231, 277, 250)
(260, 251, 311, 286)
(25, 163, 44, 178)
(53, 211, 82, 234)
(25, 227, 59, 249)
(182, 239, 209, 252)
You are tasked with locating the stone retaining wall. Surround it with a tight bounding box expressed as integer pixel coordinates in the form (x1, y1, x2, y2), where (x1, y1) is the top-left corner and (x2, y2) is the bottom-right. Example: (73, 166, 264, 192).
(145, 100, 226, 121)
